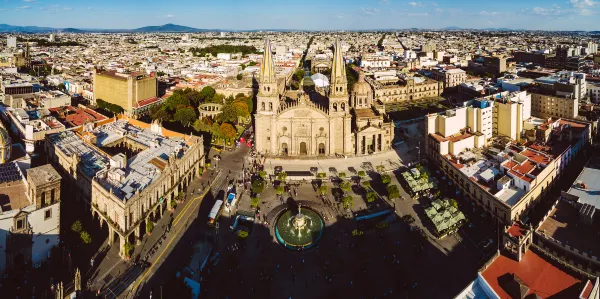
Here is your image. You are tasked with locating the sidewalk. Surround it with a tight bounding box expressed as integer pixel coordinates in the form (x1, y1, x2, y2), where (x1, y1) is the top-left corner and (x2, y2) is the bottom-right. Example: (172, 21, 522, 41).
(264, 150, 407, 176)
(86, 167, 218, 295)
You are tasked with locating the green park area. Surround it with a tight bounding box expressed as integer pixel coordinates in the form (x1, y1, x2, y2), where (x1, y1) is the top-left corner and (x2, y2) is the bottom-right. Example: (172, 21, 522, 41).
(149, 87, 252, 146)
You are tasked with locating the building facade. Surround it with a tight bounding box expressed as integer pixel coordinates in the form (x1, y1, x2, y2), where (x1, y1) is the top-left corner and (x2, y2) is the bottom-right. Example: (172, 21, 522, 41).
(0, 163, 61, 275)
(368, 76, 441, 103)
(254, 38, 393, 157)
(93, 71, 157, 116)
(425, 93, 591, 225)
(431, 67, 467, 89)
(45, 117, 205, 258)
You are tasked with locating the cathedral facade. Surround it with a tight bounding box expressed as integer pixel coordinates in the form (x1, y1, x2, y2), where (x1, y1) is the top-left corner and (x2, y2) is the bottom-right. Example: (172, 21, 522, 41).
(254, 38, 393, 157)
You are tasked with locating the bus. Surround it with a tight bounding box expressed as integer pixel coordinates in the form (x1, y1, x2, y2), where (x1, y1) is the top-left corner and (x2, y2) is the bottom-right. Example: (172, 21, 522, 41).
(208, 200, 224, 226)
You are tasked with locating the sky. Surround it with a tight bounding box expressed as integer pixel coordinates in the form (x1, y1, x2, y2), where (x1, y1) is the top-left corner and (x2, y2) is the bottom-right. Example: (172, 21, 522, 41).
(1, 0, 600, 31)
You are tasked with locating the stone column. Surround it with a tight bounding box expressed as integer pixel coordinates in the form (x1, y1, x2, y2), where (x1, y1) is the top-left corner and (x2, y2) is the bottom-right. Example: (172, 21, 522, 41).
(119, 235, 126, 259)
(135, 225, 141, 245)
(108, 227, 114, 244)
(270, 117, 277, 154)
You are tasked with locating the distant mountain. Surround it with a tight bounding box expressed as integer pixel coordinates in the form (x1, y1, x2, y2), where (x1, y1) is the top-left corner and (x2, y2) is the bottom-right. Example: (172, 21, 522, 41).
(0, 23, 212, 33)
(441, 26, 463, 30)
(131, 23, 209, 33)
(0, 24, 58, 33)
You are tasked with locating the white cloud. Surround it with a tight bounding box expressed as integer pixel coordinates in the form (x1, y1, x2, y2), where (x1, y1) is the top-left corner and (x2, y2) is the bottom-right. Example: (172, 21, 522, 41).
(569, 0, 597, 15)
(165, 14, 174, 18)
(478, 11, 505, 16)
(407, 1, 422, 7)
(40, 5, 73, 12)
(336, 13, 350, 19)
(379, 0, 389, 4)
(360, 7, 379, 15)
(23, 0, 36, 2)
(522, 5, 566, 16)
(407, 12, 430, 16)
(15, 5, 31, 10)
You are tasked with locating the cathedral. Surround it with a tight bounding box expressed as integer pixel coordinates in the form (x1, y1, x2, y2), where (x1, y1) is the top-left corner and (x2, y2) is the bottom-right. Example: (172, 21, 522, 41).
(254, 38, 394, 157)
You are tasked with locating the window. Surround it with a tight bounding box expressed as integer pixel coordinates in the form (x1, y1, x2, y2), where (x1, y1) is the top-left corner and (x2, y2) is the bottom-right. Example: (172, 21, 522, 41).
(17, 219, 23, 229)
(45, 209, 52, 220)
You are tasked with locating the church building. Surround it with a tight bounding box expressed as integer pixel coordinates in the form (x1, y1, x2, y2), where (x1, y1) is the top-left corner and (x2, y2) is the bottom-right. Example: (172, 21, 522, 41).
(254, 38, 394, 157)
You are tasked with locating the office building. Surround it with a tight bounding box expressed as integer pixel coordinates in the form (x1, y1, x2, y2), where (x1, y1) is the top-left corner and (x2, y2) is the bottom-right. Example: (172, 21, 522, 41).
(530, 71, 586, 119)
(93, 71, 157, 117)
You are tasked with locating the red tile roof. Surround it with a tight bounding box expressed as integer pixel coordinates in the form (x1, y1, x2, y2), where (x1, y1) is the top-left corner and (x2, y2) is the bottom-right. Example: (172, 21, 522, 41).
(482, 250, 581, 298)
(580, 280, 594, 299)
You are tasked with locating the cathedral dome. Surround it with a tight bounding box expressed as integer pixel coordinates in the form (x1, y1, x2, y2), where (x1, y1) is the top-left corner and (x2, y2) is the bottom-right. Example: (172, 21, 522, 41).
(353, 72, 371, 96)
(0, 124, 11, 164)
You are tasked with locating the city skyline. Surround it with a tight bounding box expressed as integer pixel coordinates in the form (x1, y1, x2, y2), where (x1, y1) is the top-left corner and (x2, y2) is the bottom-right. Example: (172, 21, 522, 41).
(1, 0, 600, 31)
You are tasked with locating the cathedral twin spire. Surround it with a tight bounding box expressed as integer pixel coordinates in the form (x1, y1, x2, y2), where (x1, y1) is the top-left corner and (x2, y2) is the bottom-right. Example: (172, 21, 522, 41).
(259, 38, 276, 85)
(330, 38, 347, 87)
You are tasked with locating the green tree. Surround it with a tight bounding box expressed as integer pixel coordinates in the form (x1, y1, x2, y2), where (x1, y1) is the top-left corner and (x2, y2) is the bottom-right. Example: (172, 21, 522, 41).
(164, 93, 190, 111)
(276, 185, 284, 195)
(185, 89, 204, 106)
(420, 172, 429, 181)
(258, 170, 267, 179)
(71, 220, 82, 233)
(318, 186, 328, 196)
(248, 61, 257, 66)
(80, 231, 92, 244)
(387, 184, 401, 200)
(358, 170, 366, 177)
(340, 181, 351, 193)
(236, 73, 243, 80)
(193, 117, 213, 132)
(381, 174, 392, 185)
(200, 86, 216, 102)
(338, 172, 346, 179)
(57, 83, 66, 92)
(277, 172, 287, 182)
(366, 191, 377, 203)
(252, 179, 265, 194)
(342, 195, 354, 209)
(362, 181, 371, 189)
(150, 106, 172, 122)
(124, 242, 134, 258)
(174, 107, 197, 127)
(146, 221, 154, 234)
(250, 197, 259, 208)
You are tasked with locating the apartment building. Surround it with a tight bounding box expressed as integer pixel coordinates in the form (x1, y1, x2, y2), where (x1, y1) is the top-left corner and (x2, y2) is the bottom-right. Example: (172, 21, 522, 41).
(529, 71, 585, 119)
(425, 93, 591, 225)
(93, 71, 157, 116)
(468, 55, 507, 76)
(431, 67, 467, 89)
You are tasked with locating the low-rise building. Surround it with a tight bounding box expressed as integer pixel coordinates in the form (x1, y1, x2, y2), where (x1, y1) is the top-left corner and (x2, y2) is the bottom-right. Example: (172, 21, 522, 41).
(431, 67, 467, 89)
(368, 75, 441, 103)
(2, 107, 65, 153)
(0, 163, 62, 275)
(45, 117, 204, 259)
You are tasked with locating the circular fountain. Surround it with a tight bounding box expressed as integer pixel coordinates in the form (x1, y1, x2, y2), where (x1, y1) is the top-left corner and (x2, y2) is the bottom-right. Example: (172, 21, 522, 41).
(275, 203, 324, 251)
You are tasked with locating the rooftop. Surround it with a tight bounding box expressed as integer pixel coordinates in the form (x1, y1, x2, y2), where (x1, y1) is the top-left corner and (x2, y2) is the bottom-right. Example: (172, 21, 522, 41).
(0, 162, 29, 213)
(26, 164, 61, 187)
(49, 106, 108, 128)
(481, 250, 582, 298)
(563, 156, 600, 210)
(538, 200, 600, 259)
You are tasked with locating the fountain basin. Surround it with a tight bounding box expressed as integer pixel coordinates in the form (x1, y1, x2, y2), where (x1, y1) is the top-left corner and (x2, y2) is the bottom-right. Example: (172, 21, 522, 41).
(275, 206, 324, 251)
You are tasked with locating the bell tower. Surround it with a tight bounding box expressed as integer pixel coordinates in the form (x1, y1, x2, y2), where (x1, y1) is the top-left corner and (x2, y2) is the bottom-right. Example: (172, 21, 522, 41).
(256, 38, 279, 115)
(328, 38, 349, 115)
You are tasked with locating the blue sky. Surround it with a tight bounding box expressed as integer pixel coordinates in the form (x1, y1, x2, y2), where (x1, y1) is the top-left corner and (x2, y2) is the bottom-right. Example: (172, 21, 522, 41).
(1, 0, 599, 30)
